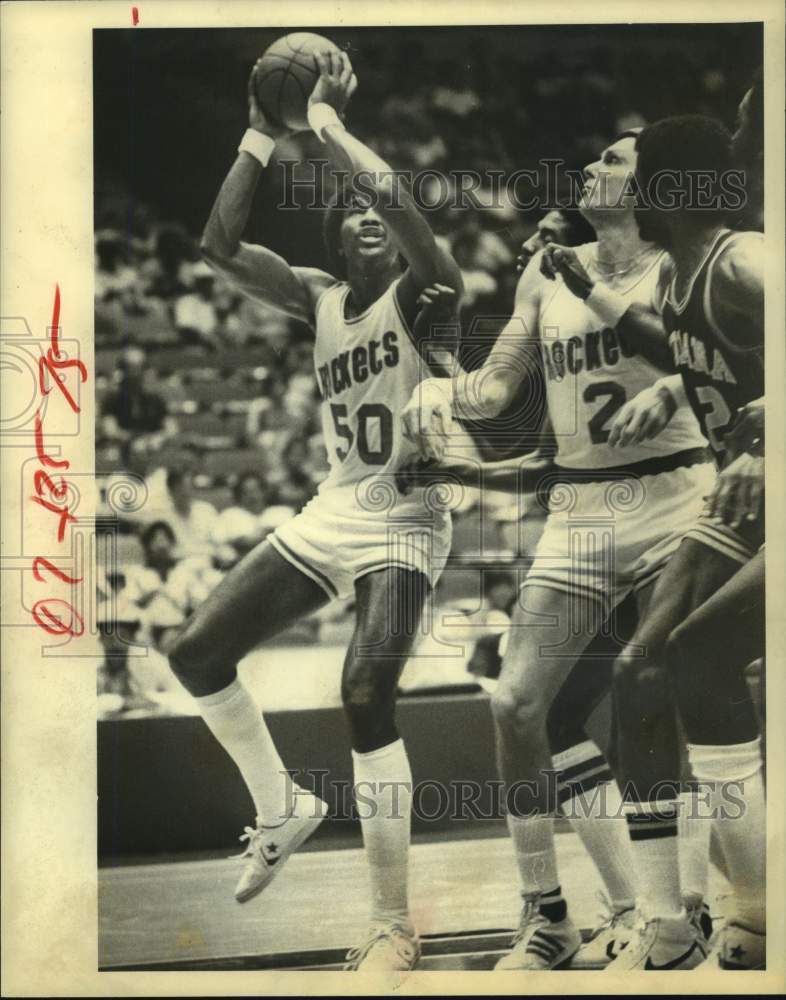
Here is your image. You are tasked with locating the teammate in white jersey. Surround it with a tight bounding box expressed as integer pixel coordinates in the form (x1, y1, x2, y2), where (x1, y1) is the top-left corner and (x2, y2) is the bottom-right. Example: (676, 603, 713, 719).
(168, 52, 461, 972)
(402, 130, 716, 970)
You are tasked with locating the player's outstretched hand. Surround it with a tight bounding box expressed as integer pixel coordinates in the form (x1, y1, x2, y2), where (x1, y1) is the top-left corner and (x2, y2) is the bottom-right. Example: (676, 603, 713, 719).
(401, 379, 454, 463)
(310, 50, 358, 115)
(608, 383, 677, 448)
(413, 284, 458, 341)
(725, 397, 764, 461)
(707, 450, 764, 529)
(540, 245, 593, 299)
(248, 60, 298, 139)
(396, 457, 448, 497)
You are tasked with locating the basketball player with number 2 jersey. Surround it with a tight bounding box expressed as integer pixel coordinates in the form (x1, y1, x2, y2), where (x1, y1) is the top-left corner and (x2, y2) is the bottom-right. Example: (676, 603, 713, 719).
(167, 50, 462, 973)
(402, 129, 715, 970)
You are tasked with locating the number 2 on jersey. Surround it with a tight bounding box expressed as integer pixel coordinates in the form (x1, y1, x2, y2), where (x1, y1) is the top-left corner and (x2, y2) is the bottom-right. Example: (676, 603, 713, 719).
(330, 402, 394, 465)
(694, 385, 732, 454)
(584, 381, 627, 444)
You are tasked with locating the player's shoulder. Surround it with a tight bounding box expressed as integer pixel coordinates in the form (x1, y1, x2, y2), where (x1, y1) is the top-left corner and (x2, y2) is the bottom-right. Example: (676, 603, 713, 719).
(713, 230, 763, 288)
(294, 268, 343, 320)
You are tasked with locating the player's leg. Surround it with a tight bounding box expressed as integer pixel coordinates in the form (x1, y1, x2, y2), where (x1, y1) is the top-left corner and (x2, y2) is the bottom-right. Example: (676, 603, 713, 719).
(492, 582, 602, 970)
(168, 540, 330, 901)
(666, 549, 766, 968)
(548, 597, 639, 963)
(608, 537, 746, 968)
(341, 566, 429, 972)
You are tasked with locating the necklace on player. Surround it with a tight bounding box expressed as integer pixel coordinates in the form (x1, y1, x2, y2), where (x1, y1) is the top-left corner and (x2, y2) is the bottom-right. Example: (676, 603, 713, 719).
(590, 246, 654, 278)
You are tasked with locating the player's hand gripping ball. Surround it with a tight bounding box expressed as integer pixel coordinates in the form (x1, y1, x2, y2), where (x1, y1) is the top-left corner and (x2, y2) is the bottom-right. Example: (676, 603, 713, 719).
(253, 32, 345, 131)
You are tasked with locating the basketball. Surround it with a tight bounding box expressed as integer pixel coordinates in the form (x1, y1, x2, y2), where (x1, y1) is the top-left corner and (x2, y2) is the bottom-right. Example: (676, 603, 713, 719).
(255, 33, 343, 131)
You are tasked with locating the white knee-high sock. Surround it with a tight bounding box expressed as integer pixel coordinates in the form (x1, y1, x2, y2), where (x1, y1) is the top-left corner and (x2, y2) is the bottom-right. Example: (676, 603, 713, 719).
(678, 788, 711, 905)
(195, 678, 292, 827)
(689, 739, 766, 932)
(352, 738, 413, 930)
(555, 741, 636, 911)
(625, 799, 683, 918)
(507, 813, 560, 896)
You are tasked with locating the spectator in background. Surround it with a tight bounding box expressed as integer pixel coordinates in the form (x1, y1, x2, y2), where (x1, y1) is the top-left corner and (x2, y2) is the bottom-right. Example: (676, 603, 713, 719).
(123, 520, 178, 607)
(143, 465, 218, 559)
(211, 471, 279, 556)
(174, 261, 222, 350)
(94, 229, 140, 305)
(100, 346, 178, 464)
(143, 223, 194, 300)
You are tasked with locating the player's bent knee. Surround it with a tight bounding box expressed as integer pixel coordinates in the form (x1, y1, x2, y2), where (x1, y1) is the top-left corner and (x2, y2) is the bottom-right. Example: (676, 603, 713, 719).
(491, 687, 542, 735)
(168, 619, 221, 685)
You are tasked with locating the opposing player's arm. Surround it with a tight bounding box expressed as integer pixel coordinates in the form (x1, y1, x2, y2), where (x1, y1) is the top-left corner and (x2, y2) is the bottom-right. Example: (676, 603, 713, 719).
(401, 252, 544, 460)
(397, 450, 554, 496)
(200, 62, 336, 327)
(707, 234, 764, 349)
(313, 52, 462, 297)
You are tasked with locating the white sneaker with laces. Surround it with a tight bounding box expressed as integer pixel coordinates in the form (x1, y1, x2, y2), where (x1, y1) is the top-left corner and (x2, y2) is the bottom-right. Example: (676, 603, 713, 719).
(233, 788, 327, 903)
(580, 895, 638, 965)
(495, 894, 582, 970)
(605, 911, 707, 970)
(344, 923, 421, 971)
(698, 920, 765, 969)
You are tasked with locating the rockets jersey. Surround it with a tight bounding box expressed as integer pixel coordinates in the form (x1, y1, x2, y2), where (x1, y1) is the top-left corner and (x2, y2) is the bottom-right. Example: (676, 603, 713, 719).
(659, 229, 764, 463)
(539, 244, 707, 469)
(313, 278, 432, 496)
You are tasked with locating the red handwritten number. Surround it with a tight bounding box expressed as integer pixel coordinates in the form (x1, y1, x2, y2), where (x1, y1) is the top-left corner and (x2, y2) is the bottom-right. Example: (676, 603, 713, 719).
(32, 599, 84, 638)
(31, 285, 89, 639)
(32, 557, 83, 586)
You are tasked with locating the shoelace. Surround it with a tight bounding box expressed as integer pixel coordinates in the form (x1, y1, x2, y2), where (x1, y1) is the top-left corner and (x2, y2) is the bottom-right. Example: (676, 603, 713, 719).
(509, 894, 544, 948)
(233, 825, 270, 861)
(344, 925, 412, 970)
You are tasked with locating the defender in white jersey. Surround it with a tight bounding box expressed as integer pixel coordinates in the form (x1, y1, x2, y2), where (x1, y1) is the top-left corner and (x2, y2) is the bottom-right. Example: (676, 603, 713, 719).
(168, 51, 461, 972)
(403, 130, 715, 970)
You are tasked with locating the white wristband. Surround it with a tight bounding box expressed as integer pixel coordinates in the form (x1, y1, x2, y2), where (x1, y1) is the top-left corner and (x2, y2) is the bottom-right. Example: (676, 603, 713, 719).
(238, 128, 275, 166)
(585, 283, 630, 328)
(307, 102, 344, 142)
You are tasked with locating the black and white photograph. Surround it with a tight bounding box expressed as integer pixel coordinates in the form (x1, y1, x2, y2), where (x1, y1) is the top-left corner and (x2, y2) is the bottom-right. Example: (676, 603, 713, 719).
(1, 2, 784, 994)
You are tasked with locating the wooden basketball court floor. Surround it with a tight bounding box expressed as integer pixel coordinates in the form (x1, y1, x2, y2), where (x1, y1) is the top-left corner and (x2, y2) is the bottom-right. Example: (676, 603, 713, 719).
(99, 828, 730, 972)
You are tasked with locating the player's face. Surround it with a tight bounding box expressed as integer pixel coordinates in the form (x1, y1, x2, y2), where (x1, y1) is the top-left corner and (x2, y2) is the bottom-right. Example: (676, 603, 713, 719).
(520, 211, 571, 269)
(339, 196, 398, 271)
(580, 137, 638, 215)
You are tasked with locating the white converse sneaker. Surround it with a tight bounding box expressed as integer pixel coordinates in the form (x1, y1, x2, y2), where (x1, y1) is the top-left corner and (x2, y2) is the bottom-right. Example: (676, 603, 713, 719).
(605, 912, 707, 970)
(685, 896, 714, 943)
(233, 788, 327, 903)
(698, 920, 765, 969)
(495, 894, 582, 970)
(344, 923, 421, 971)
(580, 895, 638, 965)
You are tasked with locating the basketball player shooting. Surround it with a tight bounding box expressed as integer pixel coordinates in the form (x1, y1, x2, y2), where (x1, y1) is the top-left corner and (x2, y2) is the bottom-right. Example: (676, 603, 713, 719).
(167, 47, 462, 972)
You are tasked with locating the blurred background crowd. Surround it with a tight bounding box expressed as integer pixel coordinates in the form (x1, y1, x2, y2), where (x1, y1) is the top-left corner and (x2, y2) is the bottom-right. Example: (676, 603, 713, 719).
(93, 22, 761, 716)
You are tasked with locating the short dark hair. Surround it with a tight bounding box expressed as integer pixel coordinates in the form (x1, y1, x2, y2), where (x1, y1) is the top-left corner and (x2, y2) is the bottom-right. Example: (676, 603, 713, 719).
(233, 470, 265, 504)
(635, 115, 733, 221)
(141, 519, 176, 548)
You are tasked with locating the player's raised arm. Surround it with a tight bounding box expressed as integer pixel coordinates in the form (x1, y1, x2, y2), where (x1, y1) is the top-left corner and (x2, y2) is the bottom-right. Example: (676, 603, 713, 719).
(401, 250, 545, 461)
(541, 243, 673, 371)
(200, 61, 335, 327)
(309, 51, 462, 296)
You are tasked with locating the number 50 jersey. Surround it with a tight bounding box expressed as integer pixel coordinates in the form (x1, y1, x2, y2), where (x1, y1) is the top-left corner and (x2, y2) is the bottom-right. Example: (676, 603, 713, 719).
(539, 244, 706, 469)
(313, 277, 435, 495)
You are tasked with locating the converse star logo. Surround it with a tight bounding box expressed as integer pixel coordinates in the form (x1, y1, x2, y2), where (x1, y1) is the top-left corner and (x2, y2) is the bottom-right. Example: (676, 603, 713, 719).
(265, 842, 279, 854)
(730, 945, 745, 960)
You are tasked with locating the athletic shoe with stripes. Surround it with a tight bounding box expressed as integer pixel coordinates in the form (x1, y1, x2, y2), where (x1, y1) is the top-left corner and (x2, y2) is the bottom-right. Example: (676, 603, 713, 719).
(605, 912, 708, 970)
(495, 894, 582, 970)
(344, 923, 421, 971)
(580, 895, 638, 965)
(697, 921, 765, 970)
(233, 788, 327, 903)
